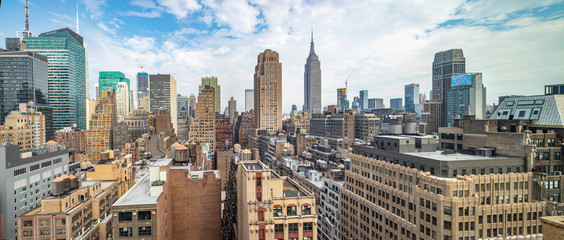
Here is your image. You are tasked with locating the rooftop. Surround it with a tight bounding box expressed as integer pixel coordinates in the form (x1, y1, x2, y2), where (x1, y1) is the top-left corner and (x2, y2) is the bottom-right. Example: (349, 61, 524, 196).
(283, 179, 309, 198)
(151, 158, 172, 167)
(404, 151, 512, 161)
(113, 174, 158, 206)
(243, 162, 263, 171)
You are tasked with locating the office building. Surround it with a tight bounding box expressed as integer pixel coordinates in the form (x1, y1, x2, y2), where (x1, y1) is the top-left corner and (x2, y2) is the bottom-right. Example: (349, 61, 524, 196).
(137, 71, 149, 100)
(98, 71, 130, 110)
(318, 178, 343, 240)
(368, 98, 384, 109)
(432, 49, 466, 127)
(0, 110, 34, 151)
(405, 83, 420, 113)
(253, 49, 283, 134)
(541, 216, 564, 240)
(199, 77, 221, 113)
(116, 82, 130, 122)
(354, 113, 380, 143)
(234, 111, 253, 149)
(228, 96, 237, 125)
(223, 158, 317, 240)
(390, 98, 403, 111)
(177, 94, 189, 118)
(304, 31, 322, 114)
(24, 28, 87, 130)
(189, 86, 216, 152)
(447, 73, 486, 126)
(545, 84, 564, 95)
(340, 153, 545, 240)
(149, 74, 177, 134)
(337, 88, 349, 110)
(245, 89, 254, 112)
(86, 91, 116, 161)
(358, 90, 368, 111)
(310, 112, 355, 148)
(0, 51, 48, 125)
(216, 114, 234, 149)
(420, 100, 441, 134)
(0, 142, 69, 240)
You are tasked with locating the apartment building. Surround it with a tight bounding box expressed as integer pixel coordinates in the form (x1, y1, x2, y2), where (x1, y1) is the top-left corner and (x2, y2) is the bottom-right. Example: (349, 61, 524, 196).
(55, 126, 85, 153)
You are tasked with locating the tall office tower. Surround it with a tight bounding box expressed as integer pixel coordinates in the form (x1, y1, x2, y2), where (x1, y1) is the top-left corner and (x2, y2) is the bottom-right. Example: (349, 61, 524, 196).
(189, 86, 216, 152)
(447, 73, 486, 126)
(99, 71, 131, 110)
(337, 88, 349, 110)
(253, 49, 282, 134)
(390, 98, 403, 111)
(86, 90, 116, 161)
(199, 76, 221, 113)
(432, 49, 465, 127)
(189, 94, 197, 118)
(359, 90, 368, 111)
(95, 83, 100, 99)
(420, 100, 441, 134)
(137, 71, 149, 99)
(0, 110, 34, 151)
(368, 98, 376, 109)
(116, 82, 130, 122)
(245, 89, 254, 112)
(13, 102, 47, 148)
(304, 31, 322, 114)
(149, 74, 178, 134)
(177, 94, 190, 117)
(404, 83, 420, 113)
(0, 51, 48, 124)
(228, 96, 237, 125)
(0, 143, 69, 240)
(24, 28, 87, 130)
(129, 90, 134, 111)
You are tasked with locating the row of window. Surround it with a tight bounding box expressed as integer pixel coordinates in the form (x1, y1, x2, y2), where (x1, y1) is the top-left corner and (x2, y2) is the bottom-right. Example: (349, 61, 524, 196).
(273, 222, 313, 233)
(118, 211, 152, 222)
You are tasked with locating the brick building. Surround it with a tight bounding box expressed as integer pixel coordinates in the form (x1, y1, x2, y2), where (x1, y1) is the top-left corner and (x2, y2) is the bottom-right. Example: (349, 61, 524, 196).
(235, 111, 253, 149)
(55, 126, 85, 153)
(215, 113, 234, 149)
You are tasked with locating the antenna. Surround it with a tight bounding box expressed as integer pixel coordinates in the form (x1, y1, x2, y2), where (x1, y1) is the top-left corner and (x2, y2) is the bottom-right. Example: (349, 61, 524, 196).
(25, 0, 30, 32)
(76, 3, 79, 34)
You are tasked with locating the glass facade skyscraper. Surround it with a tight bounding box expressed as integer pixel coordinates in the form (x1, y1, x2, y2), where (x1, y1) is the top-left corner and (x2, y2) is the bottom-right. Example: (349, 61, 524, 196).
(404, 83, 419, 113)
(99, 71, 131, 110)
(0, 51, 49, 124)
(24, 28, 87, 130)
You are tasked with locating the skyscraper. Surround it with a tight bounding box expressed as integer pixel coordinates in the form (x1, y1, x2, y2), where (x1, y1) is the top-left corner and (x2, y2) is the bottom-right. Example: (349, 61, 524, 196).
(137, 71, 149, 99)
(432, 49, 465, 127)
(24, 28, 87, 130)
(245, 89, 254, 112)
(447, 73, 486, 126)
(0, 51, 49, 124)
(177, 94, 190, 118)
(189, 86, 216, 151)
(199, 76, 221, 113)
(253, 49, 282, 134)
(228, 96, 237, 125)
(149, 74, 178, 134)
(404, 83, 420, 113)
(337, 88, 349, 110)
(390, 98, 403, 111)
(86, 90, 116, 161)
(116, 82, 129, 122)
(304, 31, 322, 114)
(98, 71, 130, 110)
(359, 90, 368, 111)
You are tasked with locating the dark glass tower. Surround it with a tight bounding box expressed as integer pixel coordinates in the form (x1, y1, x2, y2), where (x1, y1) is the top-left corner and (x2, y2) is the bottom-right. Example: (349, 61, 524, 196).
(432, 49, 465, 127)
(304, 31, 322, 114)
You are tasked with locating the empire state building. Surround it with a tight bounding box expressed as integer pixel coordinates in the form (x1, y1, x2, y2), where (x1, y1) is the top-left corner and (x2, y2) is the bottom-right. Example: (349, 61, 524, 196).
(304, 30, 322, 114)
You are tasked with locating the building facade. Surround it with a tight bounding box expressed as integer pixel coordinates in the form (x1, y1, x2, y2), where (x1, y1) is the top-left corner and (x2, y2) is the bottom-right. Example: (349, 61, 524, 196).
(228, 96, 237, 125)
(390, 98, 403, 111)
(304, 32, 322, 115)
(116, 82, 130, 122)
(340, 153, 545, 240)
(0, 143, 69, 240)
(98, 71, 130, 108)
(86, 91, 116, 161)
(405, 83, 420, 113)
(254, 49, 283, 134)
(137, 71, 149, 103)
(54, 126, 85, 153)
(199, 77, 221, 113)
(149, 74, 177, 135)
(354, 113, 380, 143)
(24, 28, 87, 130)
(124, 108, 150, 142)
(235, 111, 253, 149)
(337, 88, 349, 111)
(245, 89, 254, 112)
(189, 86, 216, 152)
(0, 51, 48, 125)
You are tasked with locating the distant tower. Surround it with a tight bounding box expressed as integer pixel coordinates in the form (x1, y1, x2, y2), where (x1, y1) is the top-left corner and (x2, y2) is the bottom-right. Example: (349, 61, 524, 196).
(304, 29, 322, 114)
(254, 49, 282, 134)
(432, 49, 465, 127)
(199, 77, 221, 113)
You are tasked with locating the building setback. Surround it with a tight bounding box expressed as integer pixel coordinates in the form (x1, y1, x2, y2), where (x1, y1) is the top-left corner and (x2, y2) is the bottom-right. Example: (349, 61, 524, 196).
(253, 49, 283, 134)
(24, 28, 87, 130)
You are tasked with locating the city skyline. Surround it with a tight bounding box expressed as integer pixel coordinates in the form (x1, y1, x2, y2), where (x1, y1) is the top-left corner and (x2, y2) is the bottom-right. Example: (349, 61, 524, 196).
(1, 1, 562, 113)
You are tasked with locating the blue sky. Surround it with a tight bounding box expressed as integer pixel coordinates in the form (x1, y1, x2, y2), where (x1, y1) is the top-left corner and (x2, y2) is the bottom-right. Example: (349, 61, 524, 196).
(1, 0, 564, 113)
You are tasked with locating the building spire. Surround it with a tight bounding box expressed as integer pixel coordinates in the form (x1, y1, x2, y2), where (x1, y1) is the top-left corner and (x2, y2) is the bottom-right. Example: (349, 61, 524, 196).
(25, 0, 30, 32)
(309, 28, 316, 56)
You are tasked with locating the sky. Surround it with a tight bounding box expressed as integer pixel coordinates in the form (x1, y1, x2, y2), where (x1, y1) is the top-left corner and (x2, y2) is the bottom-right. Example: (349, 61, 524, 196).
(1, 0, 563, 113)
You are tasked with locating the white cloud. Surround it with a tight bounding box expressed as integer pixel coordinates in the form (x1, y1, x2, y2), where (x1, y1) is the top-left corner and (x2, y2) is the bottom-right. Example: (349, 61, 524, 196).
(156, 0, 201, 18)
(120, 10, 162, 18)
(131, 0, 158, 9)
(82, 0, 564, 113)
(82, 0, 106, 19)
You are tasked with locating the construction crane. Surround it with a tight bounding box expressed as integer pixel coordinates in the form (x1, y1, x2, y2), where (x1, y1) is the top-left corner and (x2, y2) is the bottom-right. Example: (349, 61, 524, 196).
(345, 74, 350, 89)
(135, 59, 144, 69)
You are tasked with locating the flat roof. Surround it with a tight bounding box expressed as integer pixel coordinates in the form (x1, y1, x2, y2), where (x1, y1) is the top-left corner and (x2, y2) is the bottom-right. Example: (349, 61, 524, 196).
(113, 174, 158, 206)
(376, 135, 412, 140)
(151, 158, 172, 167)
(404, 151, 513, 161)
(243, 162, 263, 171)
(283, 180, 308, 198)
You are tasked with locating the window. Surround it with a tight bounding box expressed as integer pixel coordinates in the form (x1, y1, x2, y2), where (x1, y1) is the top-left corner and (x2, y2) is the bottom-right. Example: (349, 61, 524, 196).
(40, 230, 50, 236)
(119, 212, 132, 222)
(119, 227, 132, 237)
(138, 211, 151, 220)
(23, 230, 33, 237)
(273, 206, 282, 217)
(444, 206, 452, 215)
(56, 229, 66, 235)
(138, 226, 151, 236)
(302, 205, 311, 215)
(258, 208, 265, 221)
(275, 224, 284, 233)
(56, 219, 65, 226)
(288, 223, 298, 232)
(39, 219, 50, 226)
(444, 221, 451, 230)
(287, 205, 297, 216)
(23, 220, 33, 227)
(304, 222, 313, 231)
